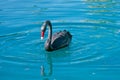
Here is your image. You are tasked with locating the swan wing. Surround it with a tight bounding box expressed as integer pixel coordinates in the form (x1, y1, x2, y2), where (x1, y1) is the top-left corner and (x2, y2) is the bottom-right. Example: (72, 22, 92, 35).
(51, 33, 69, 49)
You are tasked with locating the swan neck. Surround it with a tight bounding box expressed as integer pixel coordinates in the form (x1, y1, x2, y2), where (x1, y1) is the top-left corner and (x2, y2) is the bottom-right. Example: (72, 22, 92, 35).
(46, 21, 52, 49)
(47, 22, 52, 41)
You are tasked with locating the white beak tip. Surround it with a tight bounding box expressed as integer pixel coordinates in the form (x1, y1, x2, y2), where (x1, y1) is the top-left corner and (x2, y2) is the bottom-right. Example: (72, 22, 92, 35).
(41, 37, 44, 40)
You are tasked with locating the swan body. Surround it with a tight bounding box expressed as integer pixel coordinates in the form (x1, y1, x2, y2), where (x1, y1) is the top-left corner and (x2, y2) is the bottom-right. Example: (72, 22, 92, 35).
(41, 20, 72, 51)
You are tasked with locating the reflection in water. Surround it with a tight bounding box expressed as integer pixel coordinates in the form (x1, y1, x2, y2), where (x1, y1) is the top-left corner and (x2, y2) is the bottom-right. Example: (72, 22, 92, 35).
(40, 47, 71, 80)
(41, 53, 52, 80)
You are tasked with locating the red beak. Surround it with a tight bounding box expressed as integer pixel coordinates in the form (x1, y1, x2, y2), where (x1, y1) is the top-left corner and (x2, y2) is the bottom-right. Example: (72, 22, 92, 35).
(41, 31, 44, 40)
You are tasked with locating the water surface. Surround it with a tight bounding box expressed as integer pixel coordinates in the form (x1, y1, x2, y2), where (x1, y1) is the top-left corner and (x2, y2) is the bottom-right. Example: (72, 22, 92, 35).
(0, 0, 120, 80)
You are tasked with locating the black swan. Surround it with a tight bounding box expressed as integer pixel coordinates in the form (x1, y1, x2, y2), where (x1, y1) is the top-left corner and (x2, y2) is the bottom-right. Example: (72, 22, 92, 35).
(41, 20, 72, 51)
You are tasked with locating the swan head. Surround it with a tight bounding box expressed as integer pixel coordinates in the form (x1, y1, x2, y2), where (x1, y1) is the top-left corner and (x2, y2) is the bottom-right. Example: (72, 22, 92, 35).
(41, 22, 47, 40)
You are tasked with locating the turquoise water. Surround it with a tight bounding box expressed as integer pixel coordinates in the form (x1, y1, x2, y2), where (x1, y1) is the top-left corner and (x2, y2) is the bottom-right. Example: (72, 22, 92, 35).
(0, 0, 120, 80)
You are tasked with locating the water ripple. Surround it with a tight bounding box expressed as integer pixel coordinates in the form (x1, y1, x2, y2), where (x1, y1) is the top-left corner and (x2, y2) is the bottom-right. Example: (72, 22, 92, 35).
(0, 0, 120, 79)
(38, 22, 120, 66)
(0, 22, 120, 67)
